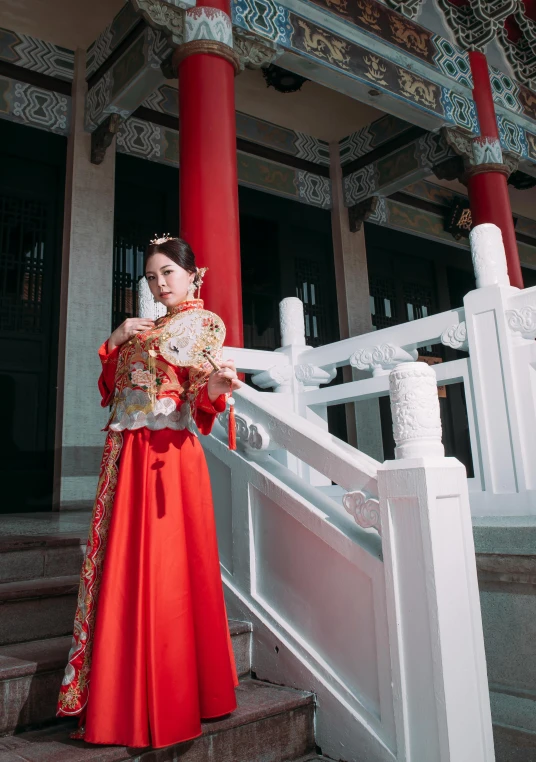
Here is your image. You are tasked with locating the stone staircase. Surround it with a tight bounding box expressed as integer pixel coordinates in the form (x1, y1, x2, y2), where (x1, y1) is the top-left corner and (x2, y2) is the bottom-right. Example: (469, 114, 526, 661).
(0, 518, 325, 762)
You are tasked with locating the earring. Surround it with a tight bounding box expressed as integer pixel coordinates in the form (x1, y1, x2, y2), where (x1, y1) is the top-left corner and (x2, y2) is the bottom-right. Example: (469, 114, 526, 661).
(187, 281, 196, 297)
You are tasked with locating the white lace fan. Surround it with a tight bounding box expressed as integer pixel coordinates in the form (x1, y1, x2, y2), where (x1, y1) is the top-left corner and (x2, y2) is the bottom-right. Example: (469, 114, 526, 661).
(137, 276, 225, 366)
(158, 309, 226, 367)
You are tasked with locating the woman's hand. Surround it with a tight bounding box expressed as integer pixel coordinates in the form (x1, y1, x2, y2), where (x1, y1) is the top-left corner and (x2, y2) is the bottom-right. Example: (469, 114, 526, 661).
(107, 318, 155, 352)
(207, 360, 241, 402)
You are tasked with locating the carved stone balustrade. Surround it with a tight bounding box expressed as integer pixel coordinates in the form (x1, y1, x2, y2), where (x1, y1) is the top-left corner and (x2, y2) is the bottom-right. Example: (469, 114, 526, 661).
(218, 408, 275, 456)
(505, 305, 536, 341)
(350, 343, 418, 376)
(342, 490, 381, 534)
(389, 361, 444, 459)
(441, 321, 468, 351)
(295, 363, 336, 389)
(251, 365, 293, 393)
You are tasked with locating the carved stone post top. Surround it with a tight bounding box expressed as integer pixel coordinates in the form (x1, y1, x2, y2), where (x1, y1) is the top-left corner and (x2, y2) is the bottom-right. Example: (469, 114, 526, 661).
(138, 275, 167, 320)
(469, 223, 510, 289)
(280, 297, 306, 347)
(389, 361, 444, 460)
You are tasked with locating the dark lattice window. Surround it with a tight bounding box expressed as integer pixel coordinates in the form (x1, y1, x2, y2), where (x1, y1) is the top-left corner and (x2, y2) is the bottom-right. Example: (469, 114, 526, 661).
(0, 194, 47, 333)
(369, 277, 397, 331)
(404, 281, 437, 355)
(404, 281, 433, 322)
(113, 232, 150, 330)
(295, 258, 326, 346)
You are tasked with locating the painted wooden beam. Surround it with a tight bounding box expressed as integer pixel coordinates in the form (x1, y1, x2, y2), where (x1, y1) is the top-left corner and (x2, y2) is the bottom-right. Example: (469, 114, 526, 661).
(85, 24, 171, 132)
(86, 3, 142, 80)
(115, 116, 332, 208)
(363, 193, 536, 269)
(344, 130, 453, 206)
(232, 0, 536, 167)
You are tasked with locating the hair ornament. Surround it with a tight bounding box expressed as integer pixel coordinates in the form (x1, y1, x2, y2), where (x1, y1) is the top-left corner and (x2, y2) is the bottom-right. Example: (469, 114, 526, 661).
(150, 233, 174, 245)
(195, 267, 208, 290)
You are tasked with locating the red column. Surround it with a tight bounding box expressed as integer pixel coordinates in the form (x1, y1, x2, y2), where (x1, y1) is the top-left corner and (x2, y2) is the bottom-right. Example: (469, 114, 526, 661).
(468, 51, 523, 288)
(175, 0, 244, 346)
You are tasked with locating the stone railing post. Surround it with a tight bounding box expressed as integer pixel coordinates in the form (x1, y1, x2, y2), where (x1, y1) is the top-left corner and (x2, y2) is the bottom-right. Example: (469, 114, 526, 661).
(470, 222, 510, 289)
(138, 276, 167, 320)
(378, 361, 495, 761)
(463, 222, 533, 512)
(253, 298, 334, 485)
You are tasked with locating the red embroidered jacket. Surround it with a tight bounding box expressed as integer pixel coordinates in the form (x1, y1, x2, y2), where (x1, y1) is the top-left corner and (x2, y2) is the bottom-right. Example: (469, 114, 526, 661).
(98, 300, 226, 435)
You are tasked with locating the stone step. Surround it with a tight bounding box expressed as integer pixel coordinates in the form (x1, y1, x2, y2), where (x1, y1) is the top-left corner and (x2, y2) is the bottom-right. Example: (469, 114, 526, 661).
(0, 575, 80, 646)
(493, 724, 536, 762)
(0, 621, 252, 735)
(0, 536, 85, 585)
(0, 678, 315, 762)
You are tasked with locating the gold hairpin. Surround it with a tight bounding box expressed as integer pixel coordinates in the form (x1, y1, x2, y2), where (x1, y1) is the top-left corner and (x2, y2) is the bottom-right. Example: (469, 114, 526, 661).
(150, 233, 173, 245)
(195, 267, 208, 298)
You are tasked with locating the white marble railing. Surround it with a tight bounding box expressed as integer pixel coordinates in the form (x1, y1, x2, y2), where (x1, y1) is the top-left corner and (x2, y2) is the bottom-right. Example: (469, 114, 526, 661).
(209, 346, 494, 762)
(221, 224, 536, 519)
(205, 224, 525, 761)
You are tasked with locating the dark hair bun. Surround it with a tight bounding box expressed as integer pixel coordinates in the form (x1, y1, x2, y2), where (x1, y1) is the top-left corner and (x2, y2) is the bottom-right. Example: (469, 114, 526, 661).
(145, 237, 197, 281)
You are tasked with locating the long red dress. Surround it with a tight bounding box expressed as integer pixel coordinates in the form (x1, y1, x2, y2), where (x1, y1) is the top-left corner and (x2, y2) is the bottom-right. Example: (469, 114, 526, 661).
(57, 300, 238, 749)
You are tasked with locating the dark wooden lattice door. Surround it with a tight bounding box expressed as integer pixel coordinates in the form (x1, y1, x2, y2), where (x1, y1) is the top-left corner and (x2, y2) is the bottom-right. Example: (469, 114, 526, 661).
(113, 154, 179, 331)
(0, 123, 65, 512)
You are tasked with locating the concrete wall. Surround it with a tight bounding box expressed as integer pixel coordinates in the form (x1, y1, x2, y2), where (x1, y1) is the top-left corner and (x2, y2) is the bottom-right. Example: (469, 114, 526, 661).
(54, 49, 115, 509)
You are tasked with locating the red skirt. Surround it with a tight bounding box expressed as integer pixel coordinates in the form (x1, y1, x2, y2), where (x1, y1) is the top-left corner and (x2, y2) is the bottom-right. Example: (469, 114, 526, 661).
(82, 427, 238, 748)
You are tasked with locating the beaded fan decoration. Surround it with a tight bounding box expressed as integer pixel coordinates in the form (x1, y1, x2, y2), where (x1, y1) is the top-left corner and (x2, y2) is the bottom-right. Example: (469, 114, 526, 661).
(159, 308, 236, 449)
(159, 309, 226, 367)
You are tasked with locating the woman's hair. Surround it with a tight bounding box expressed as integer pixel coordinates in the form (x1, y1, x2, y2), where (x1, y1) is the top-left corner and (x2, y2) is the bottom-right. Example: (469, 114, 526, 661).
(145, 237, 198, 283)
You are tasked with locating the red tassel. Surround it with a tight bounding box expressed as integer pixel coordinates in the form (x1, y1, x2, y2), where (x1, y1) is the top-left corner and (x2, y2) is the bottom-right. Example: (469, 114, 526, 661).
(228, 402, 237, 451)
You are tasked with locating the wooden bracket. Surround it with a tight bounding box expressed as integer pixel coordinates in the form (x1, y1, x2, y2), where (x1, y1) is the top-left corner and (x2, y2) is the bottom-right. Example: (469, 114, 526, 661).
(348, 196, 379, 232)
(91, 113, 122, 165)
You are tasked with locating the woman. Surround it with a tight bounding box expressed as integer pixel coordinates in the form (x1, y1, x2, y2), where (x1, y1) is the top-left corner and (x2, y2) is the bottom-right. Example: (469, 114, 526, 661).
(57, 236, 240, 749)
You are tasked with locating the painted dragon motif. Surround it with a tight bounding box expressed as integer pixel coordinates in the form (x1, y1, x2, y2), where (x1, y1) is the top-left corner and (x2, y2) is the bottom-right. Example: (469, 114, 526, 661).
(527, 132, 536, 157)
(520, 88, 536, 118)
(323, 0, 348, 14)
(397, 69, 436, 108)
(390, 16, 428, 54)
(297, 19, 351, 68)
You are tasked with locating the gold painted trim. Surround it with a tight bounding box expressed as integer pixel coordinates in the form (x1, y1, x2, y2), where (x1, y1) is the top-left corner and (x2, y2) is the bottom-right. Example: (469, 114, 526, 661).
(467, 163, 511, 179)
(173, 40, 241, 75)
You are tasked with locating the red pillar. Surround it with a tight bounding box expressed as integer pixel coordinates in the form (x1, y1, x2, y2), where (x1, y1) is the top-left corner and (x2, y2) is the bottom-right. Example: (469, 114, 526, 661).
(175, 0, 244, 346)
(468, 51, 523, 288)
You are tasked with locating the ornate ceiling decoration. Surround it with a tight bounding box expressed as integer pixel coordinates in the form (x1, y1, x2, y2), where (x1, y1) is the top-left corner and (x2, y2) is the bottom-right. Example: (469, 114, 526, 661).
(384, 0, 424, 20)
(438, 0, 536, 90)
(438, 0, 516, 50)
(499, 2, 536, 90)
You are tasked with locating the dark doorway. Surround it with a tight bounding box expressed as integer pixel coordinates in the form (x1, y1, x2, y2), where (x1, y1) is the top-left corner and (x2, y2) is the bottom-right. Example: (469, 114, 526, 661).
(0, 121, 66, 512)
(239, 186, 339, 350)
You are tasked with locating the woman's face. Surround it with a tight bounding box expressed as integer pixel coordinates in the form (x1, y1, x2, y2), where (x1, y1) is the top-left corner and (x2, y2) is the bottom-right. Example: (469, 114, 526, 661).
(145, 253, 195, 308)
